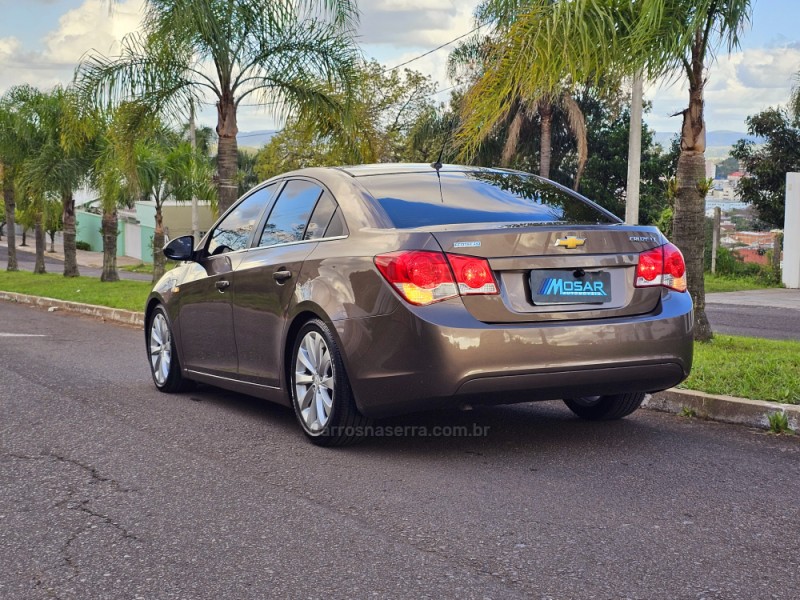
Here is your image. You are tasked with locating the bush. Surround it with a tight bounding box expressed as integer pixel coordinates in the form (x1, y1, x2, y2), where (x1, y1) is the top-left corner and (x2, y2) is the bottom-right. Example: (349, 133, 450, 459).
(75, 241, 92, 251)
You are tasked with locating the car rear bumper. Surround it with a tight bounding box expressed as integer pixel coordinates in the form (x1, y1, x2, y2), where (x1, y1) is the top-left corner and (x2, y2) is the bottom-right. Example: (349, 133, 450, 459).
(335, 290, 693, 418)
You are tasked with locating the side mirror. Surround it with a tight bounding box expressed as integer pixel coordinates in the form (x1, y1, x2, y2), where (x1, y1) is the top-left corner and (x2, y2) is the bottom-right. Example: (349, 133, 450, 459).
(163, 235, 196, 261)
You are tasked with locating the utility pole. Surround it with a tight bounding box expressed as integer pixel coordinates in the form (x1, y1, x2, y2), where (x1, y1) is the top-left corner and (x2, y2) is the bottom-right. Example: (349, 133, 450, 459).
(189, 101, 199, 243)
(625, 73, 643, 225)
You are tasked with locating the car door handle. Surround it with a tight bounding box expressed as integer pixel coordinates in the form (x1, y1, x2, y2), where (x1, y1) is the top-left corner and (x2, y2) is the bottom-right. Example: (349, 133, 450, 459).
(215, 279, 231, 292)
(273, 270, 292, 283)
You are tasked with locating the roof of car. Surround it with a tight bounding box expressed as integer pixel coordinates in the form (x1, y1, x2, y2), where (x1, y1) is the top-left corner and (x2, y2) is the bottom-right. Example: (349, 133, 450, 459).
(333, 163, 505, 177)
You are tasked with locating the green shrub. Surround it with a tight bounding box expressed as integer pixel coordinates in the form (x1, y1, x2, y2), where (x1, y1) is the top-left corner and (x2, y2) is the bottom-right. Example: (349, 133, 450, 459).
(75, 241, 92, 251)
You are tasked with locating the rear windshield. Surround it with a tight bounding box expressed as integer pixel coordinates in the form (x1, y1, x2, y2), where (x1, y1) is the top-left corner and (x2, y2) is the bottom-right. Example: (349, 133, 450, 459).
(358, 170, 616, 228)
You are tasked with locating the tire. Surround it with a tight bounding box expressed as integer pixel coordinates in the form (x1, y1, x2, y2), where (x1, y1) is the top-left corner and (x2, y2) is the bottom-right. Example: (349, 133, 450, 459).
(290, 318, 371, 446)
(563, 392, 646, 421)
(147, 306, 190, 393)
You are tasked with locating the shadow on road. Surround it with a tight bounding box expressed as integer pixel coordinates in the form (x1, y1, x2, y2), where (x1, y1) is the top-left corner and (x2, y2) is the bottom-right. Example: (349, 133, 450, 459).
(178, 382, 660, 457)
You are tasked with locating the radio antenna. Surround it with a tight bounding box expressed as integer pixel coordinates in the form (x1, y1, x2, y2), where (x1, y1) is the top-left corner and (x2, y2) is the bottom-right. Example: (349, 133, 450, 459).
(431, 114, 458, 171)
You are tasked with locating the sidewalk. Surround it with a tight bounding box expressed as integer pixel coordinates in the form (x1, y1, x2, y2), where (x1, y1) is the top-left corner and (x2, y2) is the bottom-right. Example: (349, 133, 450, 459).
(706, 288, 800, 310)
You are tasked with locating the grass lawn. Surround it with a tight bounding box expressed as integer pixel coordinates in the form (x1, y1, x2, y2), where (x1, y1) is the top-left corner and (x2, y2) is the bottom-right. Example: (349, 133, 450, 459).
(0, 271, 151, 312)
(682, 334, 800, 404)
(704, 272, 782, 294)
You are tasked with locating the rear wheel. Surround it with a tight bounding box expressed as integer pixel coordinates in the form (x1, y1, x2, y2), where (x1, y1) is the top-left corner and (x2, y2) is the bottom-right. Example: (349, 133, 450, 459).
(147, 306, 190, 393)
(290, 318, 371, 446)
(563, 392, 646, 421)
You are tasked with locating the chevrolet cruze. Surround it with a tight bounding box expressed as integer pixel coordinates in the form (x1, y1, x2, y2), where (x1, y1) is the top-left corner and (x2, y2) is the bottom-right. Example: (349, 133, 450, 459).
(146, 164, 693, 445)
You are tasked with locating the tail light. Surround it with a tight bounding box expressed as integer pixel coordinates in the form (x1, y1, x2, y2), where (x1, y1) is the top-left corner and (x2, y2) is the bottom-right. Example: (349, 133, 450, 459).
(635, 243, 687, 292)
(374, 251, 499, 306)
(446, 253, 499, 295)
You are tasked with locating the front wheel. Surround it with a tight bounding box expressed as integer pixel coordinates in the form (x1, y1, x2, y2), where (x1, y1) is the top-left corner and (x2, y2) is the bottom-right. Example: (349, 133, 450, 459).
(563, 392, 646, 421)
(147, 306, 190, 393)
(290, 319, 371, 446)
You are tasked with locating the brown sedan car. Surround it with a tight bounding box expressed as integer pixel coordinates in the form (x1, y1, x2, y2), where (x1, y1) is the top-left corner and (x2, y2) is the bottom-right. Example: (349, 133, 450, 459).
(146, 164, 693, 445)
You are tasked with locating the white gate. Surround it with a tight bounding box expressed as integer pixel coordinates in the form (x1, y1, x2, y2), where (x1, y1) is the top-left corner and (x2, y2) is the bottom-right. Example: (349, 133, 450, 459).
(124, 221, 142, 261)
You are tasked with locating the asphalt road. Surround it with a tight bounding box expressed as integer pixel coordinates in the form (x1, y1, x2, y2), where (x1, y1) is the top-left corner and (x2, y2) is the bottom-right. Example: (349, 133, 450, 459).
(705, 303, 800, 340)
(1, 302, 799, 599)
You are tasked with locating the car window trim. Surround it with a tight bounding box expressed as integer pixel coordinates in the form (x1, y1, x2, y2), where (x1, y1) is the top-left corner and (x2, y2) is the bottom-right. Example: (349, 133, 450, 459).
(249, 234, 348, 252)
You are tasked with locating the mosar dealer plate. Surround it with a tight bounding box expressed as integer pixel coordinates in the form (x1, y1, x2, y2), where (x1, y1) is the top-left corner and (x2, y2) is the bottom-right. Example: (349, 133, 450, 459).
(530, 270, 612, 305)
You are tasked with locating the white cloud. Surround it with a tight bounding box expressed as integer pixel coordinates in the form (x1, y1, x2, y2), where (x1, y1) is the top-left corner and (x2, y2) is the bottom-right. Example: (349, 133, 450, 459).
(0, 0, 144, 93)
(644, 44, 800, 136)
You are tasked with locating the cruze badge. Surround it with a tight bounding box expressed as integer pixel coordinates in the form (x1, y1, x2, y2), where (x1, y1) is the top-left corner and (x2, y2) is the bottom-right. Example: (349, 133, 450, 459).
(554, 236, 586, 249)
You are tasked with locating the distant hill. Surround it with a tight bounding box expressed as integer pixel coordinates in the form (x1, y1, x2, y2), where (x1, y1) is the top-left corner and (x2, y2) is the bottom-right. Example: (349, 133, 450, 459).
(653, 130, 761, 148)
(236, 130, 278, 148)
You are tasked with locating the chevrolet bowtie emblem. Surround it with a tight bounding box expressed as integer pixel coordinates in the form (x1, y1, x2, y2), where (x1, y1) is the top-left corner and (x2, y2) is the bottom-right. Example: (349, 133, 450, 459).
(554, 236, 586, 249)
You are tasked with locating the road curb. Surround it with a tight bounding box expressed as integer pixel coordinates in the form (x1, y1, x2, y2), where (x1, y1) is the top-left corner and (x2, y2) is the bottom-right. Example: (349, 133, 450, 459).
(0, 291, 144, 327)
(644, 388, 799, 432)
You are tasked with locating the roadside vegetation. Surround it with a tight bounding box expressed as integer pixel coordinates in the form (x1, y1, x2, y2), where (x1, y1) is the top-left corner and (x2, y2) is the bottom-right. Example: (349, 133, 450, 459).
(120, 261, 177, 275)
(0, 272, 150, 312)
(704, 273, 782, 293)
(682, 335, 800, 404)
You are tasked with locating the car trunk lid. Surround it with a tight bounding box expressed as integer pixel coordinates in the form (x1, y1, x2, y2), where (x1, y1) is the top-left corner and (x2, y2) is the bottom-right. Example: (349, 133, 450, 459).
(431, 224, 667, 323)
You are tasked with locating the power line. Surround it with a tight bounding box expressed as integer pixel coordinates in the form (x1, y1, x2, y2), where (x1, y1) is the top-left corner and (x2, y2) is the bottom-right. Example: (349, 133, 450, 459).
(381, 23, 486, 74)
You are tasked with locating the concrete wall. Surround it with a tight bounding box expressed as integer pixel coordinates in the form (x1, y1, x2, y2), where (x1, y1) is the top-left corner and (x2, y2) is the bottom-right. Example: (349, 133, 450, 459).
(75, 211, 124, 256)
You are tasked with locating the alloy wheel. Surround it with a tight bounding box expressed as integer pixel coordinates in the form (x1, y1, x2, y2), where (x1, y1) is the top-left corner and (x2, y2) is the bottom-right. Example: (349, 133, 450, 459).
(149, 312, 172, 386)
(294, 331, 335, 433)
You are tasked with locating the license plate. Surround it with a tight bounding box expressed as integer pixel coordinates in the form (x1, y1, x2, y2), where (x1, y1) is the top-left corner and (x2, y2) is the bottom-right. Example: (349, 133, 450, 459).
(530, 270, 612, 305)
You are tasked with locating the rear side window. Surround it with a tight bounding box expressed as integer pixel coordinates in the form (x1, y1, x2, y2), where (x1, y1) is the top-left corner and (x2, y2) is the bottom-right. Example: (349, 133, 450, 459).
(258, 180, 322, 247)
(358, 171, 616, 228)
(304, 192, 337, 240)
(208, 185, 274, 254)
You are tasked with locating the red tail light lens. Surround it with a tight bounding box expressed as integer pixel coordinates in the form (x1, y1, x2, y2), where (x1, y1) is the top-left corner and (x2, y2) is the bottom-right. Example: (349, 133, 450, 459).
(374, 251, 499, 305)
(374, 251, 458, 305)
(635, 243, 687, 292)
(445, 253, 499, 295)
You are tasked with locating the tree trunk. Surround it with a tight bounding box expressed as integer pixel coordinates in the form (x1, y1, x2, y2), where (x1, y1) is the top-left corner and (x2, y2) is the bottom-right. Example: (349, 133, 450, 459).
(101, 206, 119, 282)
(672, 31, 712, 342)
(538, 101, 553, 179)
(49, 231, 56, 253)
(21, 229, 28, 246)
(62, 190, 79, 277)
(33, 211, 46, 274)
(2, 165, 18, 271)
(216, 93, 239, 215)
(152, 205, 166, 284)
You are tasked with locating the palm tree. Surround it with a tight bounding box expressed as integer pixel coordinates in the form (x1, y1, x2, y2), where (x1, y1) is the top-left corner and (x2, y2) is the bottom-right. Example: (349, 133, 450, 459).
(457, 0, 753, 342)
(4, 85, 54, 274)
(77, 0, 360, 215)
(448, 29, 587, 189)
(0, 92, 32, 272)
(16, 86, 96, 277)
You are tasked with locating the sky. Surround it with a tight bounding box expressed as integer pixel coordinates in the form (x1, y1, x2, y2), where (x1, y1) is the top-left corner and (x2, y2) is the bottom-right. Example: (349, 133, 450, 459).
(1, 0, 799, 139)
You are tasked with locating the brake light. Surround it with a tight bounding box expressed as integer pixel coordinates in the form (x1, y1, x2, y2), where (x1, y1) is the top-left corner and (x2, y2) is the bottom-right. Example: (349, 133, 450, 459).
(635, 243, 687, 292)
(445, 253, 499, 295)
(374, 251, 499, 305)
(374, 251, 458, 305)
